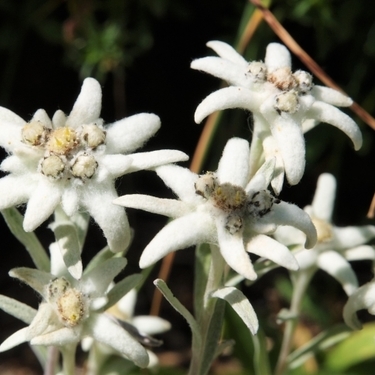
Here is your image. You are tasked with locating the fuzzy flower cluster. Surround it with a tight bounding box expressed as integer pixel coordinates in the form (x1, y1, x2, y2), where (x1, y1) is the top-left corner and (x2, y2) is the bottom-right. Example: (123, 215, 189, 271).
(0, 78, 188, 253)
(191, 41, 362, 193)
(115, 137, 317, 280)
(275, 173, 375, 295)
(0, 244, 152, 368)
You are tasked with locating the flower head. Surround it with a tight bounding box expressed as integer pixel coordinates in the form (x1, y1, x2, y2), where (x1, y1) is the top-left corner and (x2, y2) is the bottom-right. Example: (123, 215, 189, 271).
(82, 288, 171, 370)
(191, 41, 362, 192)
(0, 78, 188, 252)
(115, 137, 317, 280)
(274, 173, 375, 295)
(343, 276, 375, 330)
(0, 250, 150, 368)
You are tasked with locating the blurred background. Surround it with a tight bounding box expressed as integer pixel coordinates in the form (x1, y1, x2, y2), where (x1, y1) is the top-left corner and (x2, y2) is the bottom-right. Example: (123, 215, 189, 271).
(0, 0, 375, 373)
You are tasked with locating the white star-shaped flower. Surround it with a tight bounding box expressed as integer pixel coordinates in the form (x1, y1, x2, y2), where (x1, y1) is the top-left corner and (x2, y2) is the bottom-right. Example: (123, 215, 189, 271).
(0, 78, 188, 252)
(115, 137, 317, 280)
(191, 41, 362, 193)
(274, 173, 375, 296)
(343, 276, 375, 330)
(82, 288, 171, 370)
(0, 251, 150, 368)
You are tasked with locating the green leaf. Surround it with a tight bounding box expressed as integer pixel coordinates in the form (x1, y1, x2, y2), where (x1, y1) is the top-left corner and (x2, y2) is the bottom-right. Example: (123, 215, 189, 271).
(212, 286, 259, 335)
(199, 299, 226, 375)
(1, 207, 49, 272)
(154, 279, 201, 345)
(100, 274, 144, 312)
(288, 324, 351, 370)
(194, 243, 211, 321)
(84, 246, 114, 274)
(50, 220, 83, 279)
(0, 294, 36, 324)
(324, 322, 375, 371)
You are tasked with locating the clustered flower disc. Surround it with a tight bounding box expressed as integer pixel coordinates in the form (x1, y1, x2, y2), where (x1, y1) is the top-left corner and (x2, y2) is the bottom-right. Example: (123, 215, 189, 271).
(191, 41, 362, 193)
(115, 137, 317, 280)
(0, 78, 188, 252)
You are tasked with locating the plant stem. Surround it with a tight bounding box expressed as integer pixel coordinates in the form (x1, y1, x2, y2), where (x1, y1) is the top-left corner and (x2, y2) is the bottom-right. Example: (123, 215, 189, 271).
(61, 344, 77, 375)
(188, 245, 226, 375)
(274, 269, 315, 375)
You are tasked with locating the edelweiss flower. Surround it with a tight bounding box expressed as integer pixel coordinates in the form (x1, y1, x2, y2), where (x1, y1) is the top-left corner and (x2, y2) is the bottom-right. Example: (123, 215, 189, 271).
(115, 138, 317, 280)
(0, 78, 188, 252)
(83, 288, 171, 370)
(0, 256, 150, 368)
(343, 276, 375, 330)
(191, 41, 362, 193)
(274, 173, 375, 295)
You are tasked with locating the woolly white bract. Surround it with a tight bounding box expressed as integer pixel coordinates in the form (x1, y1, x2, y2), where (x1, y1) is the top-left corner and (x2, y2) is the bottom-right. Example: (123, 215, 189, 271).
(191, 41, 362, 193)
(343, 277, 375, 330)
(115, 137, 317, 280)
(0, 78, 188, 252)
(274, 173, 375, 296)
(0, 252, 150, 368)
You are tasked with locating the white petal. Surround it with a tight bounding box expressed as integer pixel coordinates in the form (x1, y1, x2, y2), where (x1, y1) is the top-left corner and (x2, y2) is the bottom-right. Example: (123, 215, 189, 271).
(273, 225, 305, 247)
(307, 101, 362, 150)
(105, 113, 161, 154)
(156, 164, 201, 205)
(97, 154, 132, 180)
(83, 184, 131, 253)
(114, 194, 192, 218)
(191, 57, 250, 87)
(31, 109, 52, 127)
(0, 327, 29, 352)
(87, 314, 149, 368)
(216, 220, 257, 280)
(311, 173, 336, 221)
(31, 326, 80, 346)
(344, 245, 375, 261)
(139, 212, 215, 268)
(194, 87, 261, 124)
(0, 106, 25, 126)
(126, 150, 189, 173)
(332, 225, 375, 249)
(132, 316, 171, 335)
(317, 251, 358, 296)
(246, 157, 276, 194)
(247, 234, 299, 270)
(262, 111, 305, 185)
(0, 120, 23, 153)
(311, 86, 353, 107)
(302, 118, 319, 133)
(294, 248, 319, 270)
(217, 138, 249, 187)
(52, 109, 67, 128)
(0, 295, 36, 324)
(27, 303, 56, 337)
(117, 289, 137, 318)
(49, 219, 83, 280)
(1, 155, 39, 174)
(23, 178, 62, 231)
(9, 268, 52, 297)
(81, 257, 127, 297)
(343, 281, 375, 329)
(265, 43, 291, 72)
(206, 40, 248, 66)
(259, 201, 317, 249)
(0, 175, 35, 210)
(66, 78, 102, 128)
(61, 187, 80, 217)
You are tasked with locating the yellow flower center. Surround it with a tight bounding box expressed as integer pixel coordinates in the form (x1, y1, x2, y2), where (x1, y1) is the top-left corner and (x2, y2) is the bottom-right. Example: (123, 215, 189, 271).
(312, 217, 333, 243)
(47, 127, 78, 155)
